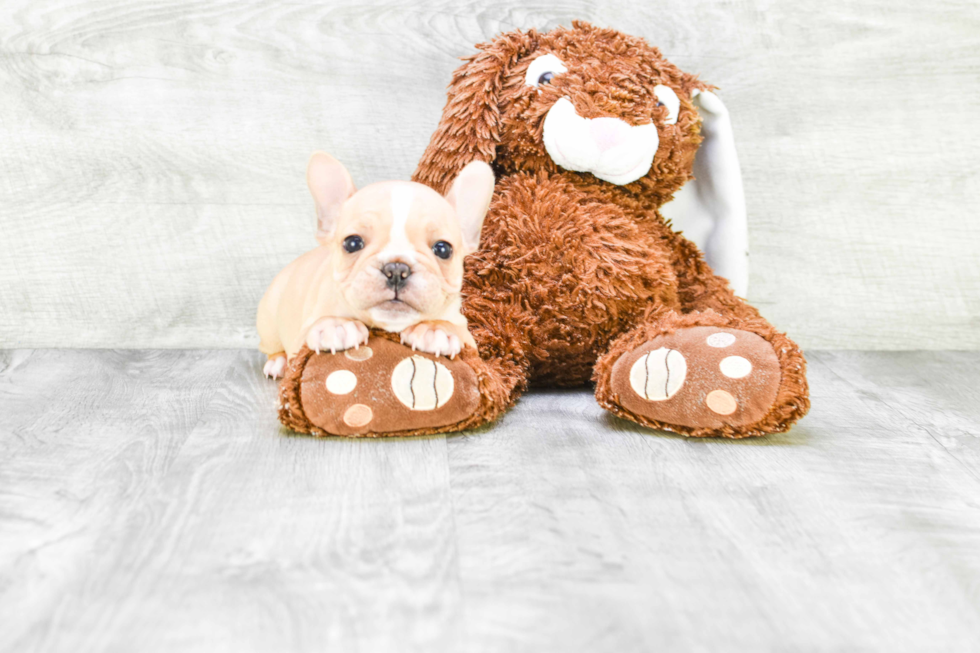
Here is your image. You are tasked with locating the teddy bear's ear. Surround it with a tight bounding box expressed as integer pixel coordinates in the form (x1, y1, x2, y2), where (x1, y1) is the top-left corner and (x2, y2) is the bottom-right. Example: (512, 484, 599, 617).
(412, 30, 538, 194)
(661, 90, 749, 297)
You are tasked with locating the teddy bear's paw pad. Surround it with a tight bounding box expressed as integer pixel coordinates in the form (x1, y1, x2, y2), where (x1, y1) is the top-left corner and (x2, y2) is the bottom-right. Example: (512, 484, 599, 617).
(611, 326, 781, 430)
(297, 337, 480, 436)
(391, 355, 455, 410)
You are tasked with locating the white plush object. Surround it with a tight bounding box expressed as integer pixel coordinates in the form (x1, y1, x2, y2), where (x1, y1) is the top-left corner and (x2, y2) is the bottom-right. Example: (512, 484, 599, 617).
(661, 90, 749, 297)
(543, 97, 660, 186)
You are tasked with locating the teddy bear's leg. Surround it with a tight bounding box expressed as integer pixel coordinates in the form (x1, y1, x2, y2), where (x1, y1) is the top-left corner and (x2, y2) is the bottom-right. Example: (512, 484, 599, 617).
(593, 307, 809, 438)
(277, 329, 526, 437)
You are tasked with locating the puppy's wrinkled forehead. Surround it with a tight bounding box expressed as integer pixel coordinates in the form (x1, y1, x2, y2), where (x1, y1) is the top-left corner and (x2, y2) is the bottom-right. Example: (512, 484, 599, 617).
(341, 181, 457, 249)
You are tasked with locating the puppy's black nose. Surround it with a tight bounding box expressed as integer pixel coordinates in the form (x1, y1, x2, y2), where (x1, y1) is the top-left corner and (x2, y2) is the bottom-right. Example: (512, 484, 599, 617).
(381, 261, 412, 291)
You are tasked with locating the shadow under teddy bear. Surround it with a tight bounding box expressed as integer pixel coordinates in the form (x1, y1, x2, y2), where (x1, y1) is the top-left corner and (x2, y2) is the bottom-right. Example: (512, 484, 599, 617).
(279, 21, 810, 439)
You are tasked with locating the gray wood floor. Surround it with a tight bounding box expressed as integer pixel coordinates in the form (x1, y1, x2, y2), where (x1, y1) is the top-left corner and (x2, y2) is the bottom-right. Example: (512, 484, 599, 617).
(1, 350, 979, 652)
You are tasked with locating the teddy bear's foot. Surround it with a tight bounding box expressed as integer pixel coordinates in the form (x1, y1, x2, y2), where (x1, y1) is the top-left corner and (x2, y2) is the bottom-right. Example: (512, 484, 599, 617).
(277, 335, 486, 437)
(602, 326, 784, 437)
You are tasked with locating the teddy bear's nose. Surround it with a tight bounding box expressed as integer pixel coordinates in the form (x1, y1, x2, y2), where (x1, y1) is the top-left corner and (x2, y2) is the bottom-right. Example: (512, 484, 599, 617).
(589, 117, 632, 152)
(382, 261, 412, 291)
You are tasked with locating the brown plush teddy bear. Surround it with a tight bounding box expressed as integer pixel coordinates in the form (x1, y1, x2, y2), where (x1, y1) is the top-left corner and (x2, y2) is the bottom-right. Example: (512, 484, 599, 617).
(279, 21, 809, 438)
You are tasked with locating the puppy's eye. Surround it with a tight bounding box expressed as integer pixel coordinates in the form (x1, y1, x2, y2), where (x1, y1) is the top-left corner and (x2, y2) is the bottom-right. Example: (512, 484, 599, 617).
(342, 235, 365, 253)
(432, 241, 453, 260)
(525, 54, 567, 88)
(653, 85, 680, 125)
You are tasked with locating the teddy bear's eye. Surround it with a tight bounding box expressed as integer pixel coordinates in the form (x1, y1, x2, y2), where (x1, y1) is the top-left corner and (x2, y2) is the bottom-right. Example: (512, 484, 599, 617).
(525, 54, 567, 88)
(432, 241, 453, 260)
(343, 235, 365, 253)
(653, 85, 680, 125)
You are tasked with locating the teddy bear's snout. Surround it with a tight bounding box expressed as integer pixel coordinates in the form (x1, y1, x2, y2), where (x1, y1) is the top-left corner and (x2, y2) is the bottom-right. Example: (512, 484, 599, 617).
(542, 97, 659, 185)
(589, 117, 632, 152)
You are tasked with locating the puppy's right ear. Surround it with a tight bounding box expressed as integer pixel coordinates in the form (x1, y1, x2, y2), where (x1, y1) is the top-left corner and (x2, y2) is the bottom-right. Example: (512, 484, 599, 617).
(445, 161, 495, 253)
(306, 151, 356, 243)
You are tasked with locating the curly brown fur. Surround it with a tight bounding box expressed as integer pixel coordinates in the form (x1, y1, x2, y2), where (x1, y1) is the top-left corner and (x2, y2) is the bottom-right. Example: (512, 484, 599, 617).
(409, 20, 809, 438)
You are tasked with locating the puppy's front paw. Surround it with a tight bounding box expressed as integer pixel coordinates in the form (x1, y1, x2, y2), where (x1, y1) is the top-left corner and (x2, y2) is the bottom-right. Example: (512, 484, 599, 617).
(306, 318, 369, 354)
(263, 354, 287, 379)
(400, 322, 463, 358)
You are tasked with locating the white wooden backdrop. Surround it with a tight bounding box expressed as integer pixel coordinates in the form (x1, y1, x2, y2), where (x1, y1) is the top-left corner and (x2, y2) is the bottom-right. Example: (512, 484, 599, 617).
(1, 0, 977, 350)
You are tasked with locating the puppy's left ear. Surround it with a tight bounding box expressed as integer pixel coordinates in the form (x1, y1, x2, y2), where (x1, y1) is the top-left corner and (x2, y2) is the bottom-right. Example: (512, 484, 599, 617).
(661, 90, 749, 297)
(444, 161, 495, 253)
(306, 151, 357, 244)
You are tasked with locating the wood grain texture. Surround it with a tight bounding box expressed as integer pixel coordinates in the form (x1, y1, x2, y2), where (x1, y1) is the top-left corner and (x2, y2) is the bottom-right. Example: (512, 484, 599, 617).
(0, 350, 462, 652)
(2, 349, 980, 651)
(0, 0, 978, 349)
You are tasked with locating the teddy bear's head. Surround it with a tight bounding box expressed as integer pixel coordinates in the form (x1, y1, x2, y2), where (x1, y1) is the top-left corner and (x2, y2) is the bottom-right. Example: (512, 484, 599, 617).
(414, 21, 711, 205)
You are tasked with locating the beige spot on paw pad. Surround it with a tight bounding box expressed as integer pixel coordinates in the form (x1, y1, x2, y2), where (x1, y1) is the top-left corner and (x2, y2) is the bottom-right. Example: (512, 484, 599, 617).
(345, 346, 373, 362)
(325, 370, 357, 395)
(719, 356, 752, 379)
(706, 332, 736, 348)
(391, 355, 454, 410)
(628, 347, 687, 401)
(706, 390, 738, 415)
(343, 404, 373, 427)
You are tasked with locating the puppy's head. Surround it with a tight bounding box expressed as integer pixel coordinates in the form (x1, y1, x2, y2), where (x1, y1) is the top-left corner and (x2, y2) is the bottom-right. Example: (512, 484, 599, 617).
(307, 152, 494, 332)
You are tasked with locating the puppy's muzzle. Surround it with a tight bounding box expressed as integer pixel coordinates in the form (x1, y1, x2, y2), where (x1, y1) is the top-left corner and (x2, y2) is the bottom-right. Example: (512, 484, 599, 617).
(382, 261, 412, 291)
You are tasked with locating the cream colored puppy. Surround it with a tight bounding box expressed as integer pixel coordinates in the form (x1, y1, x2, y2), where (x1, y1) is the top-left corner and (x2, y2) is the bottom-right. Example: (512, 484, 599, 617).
(257, 152, 494, 379)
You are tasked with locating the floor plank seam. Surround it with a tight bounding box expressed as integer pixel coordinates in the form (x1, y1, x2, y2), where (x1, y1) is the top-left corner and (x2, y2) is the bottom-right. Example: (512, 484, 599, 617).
(810, 353, 980, 488)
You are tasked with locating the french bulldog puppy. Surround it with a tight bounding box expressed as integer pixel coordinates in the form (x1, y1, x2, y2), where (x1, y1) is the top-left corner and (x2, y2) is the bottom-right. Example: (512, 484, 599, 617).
(257, 152, 493, 379)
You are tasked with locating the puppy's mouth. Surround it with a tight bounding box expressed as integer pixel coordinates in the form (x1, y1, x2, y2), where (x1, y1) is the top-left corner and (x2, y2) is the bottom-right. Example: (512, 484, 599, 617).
(542, 97, 659, 185)
(367, 297, 423, 333)
(374, 296, 417, 312)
